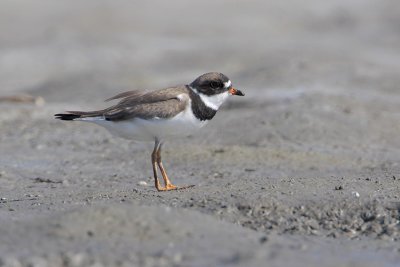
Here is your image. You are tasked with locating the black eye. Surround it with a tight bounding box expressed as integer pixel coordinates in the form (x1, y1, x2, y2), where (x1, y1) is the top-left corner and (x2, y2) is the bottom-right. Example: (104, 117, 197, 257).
(210, 81, 221, 89)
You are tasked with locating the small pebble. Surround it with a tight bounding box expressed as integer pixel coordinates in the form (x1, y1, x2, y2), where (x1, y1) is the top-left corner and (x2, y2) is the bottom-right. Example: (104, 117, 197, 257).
(351, 191, 360, 198)
(138, 181, 148, 186)
(213, 172, 223, 178)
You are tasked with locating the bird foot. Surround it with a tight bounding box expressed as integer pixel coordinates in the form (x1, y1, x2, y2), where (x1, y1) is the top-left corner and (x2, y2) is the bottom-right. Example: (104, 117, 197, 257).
(156, 184, 195, 192)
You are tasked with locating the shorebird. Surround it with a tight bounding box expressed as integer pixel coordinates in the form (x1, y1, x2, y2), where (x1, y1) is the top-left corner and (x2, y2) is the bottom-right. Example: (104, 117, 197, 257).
(55, 72, 244, 191)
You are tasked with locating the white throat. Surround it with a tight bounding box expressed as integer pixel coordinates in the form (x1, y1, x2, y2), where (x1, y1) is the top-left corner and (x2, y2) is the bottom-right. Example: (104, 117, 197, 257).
(191, 87, 230, 110)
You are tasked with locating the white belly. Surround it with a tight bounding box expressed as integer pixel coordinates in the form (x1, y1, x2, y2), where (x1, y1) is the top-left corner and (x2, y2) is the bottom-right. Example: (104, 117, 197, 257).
(88, 108, 208, 142)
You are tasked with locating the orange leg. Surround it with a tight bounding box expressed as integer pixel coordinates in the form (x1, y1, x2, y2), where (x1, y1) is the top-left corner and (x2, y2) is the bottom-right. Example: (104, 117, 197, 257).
(151, 141, 163, 190)
(151, 140, 194, 192)
(156, 144, 178, 190)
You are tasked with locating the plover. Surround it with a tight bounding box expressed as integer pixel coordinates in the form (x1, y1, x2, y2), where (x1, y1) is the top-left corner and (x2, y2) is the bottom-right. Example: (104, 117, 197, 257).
(55, 72, 244, 191)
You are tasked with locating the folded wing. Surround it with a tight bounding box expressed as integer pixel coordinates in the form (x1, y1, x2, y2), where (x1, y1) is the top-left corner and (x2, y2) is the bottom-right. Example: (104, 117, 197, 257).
(55, 86, 189, 121)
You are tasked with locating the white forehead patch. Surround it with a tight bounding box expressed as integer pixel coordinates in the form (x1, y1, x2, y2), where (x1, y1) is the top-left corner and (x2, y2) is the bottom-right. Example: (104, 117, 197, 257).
(224, 80, 232, 88)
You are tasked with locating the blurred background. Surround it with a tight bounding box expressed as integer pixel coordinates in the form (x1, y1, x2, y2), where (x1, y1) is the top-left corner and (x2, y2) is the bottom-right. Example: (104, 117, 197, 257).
(1, 0, 399, 104)
(1, 1, 400, 266)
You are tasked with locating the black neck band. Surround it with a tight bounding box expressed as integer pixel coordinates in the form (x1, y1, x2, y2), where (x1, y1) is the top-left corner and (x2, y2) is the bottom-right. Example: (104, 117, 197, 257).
(188, 86, 217, 121)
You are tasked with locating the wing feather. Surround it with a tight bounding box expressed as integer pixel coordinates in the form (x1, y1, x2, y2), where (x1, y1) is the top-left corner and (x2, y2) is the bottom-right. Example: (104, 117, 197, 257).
(105, 90, 145, 102)
(103, 98, 187, 121)
(58, 86, 190, 121)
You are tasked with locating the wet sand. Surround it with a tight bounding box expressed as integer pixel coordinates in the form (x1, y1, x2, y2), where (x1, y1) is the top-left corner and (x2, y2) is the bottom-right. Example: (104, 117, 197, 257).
(0, 1, 399, 266)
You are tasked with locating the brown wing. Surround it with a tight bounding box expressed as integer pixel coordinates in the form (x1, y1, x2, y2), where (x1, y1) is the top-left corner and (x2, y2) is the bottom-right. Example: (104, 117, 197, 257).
(103, 98, 187, 121)
(105, 90, 146, 102)
(57, 86, 190, 121)
(111, 87, 188, 106)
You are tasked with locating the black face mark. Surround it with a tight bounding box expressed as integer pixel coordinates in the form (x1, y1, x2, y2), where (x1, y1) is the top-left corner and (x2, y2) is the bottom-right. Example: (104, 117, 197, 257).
(190, 72, 231, 96)
(209, 81, 223, 90)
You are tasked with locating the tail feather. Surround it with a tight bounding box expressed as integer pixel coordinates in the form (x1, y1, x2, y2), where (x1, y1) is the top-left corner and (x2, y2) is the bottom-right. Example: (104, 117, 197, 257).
(54, 113, 82, 120)
(54, 110, 106, 121)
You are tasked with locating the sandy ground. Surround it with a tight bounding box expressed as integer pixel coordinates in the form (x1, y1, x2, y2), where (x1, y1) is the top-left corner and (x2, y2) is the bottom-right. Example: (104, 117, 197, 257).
(0, 0, 400, 266)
